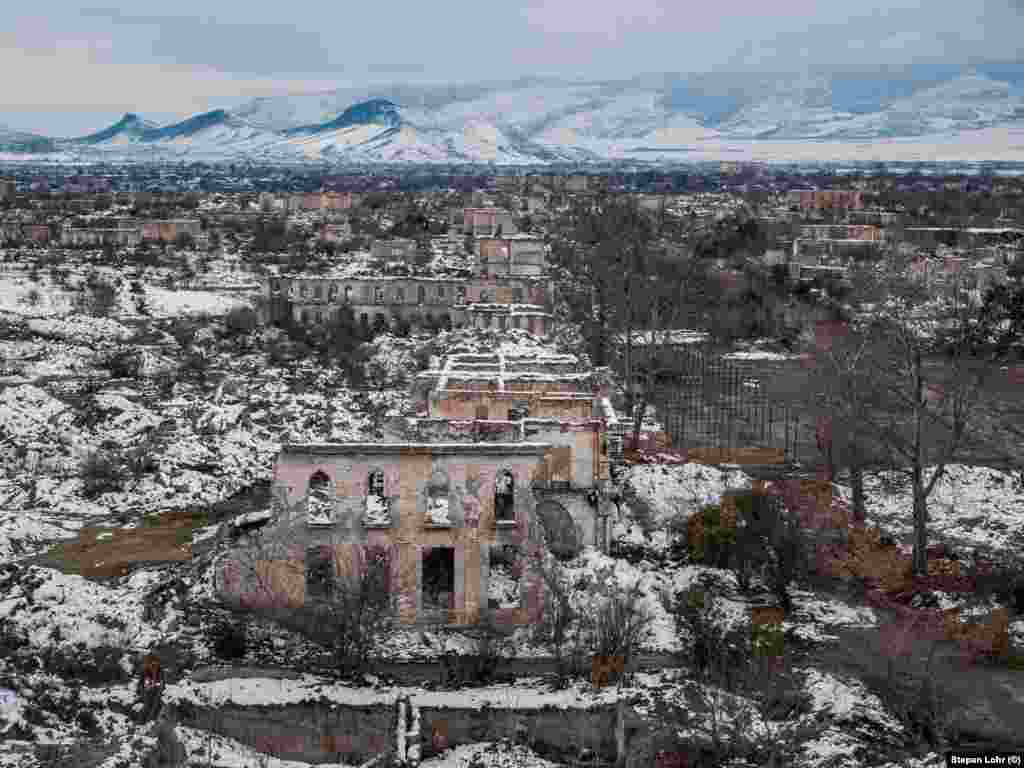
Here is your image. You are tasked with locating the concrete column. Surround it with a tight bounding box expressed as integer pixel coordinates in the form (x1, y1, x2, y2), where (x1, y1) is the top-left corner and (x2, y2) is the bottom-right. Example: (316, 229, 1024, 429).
(407, 702, 421, 765)
(396, 698, 406, 761)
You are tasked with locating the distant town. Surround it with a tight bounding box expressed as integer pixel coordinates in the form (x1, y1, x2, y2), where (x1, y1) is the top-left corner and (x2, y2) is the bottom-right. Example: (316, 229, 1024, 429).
(0, 161, 1022, 767)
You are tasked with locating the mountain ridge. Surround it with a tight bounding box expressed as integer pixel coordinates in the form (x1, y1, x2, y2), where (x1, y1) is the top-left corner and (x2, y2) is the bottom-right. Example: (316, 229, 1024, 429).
(5, 67, 1024, 163)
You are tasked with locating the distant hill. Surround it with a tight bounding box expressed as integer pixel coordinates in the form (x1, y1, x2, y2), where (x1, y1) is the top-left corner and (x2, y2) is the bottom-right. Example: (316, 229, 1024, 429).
(4, 65, 1024, 163)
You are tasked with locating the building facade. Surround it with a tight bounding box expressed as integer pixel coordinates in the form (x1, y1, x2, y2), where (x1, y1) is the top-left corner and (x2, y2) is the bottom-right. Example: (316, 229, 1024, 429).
(217, 442, 551, 626)
(371, 238, 418, 263)
(269, 275, 551, 335)
(787, 189, 864, 211)
(476, 235, 546, 277)
(459, 208, 519, 237)
(61, 227, 142, 247)
(141, 219, 202, 242)
(408, 348, 617, 557)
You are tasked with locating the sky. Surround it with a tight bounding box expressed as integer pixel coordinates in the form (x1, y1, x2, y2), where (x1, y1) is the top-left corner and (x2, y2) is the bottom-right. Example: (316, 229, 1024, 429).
(1, 0, 1022, 136)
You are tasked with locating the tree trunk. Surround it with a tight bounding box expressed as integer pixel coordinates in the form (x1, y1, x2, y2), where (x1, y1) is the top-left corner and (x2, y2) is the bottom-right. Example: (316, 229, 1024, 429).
(850, 465, 866, 526)
(912, 350, 929, 577)
(912, 472, 928, 576)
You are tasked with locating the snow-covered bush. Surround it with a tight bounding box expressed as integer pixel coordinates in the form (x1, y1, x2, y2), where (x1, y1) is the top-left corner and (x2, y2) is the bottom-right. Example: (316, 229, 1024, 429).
(79, 449, 126, 499)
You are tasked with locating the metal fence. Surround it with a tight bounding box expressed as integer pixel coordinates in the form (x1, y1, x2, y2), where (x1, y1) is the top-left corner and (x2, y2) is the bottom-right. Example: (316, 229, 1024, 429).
(643, 347, 807, 462)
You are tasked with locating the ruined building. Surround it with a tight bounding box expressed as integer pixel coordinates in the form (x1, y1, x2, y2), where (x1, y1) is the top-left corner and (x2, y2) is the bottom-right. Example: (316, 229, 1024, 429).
(215, 347, 622, 627)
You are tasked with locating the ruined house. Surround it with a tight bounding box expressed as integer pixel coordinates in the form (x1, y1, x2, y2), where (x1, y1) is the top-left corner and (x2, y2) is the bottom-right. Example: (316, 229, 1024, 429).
(216, 442, 552, 626)
(409, 348, 619, 557)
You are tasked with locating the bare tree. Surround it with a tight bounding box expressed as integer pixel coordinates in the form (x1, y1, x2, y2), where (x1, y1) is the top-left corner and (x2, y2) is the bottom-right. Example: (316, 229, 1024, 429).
(222, 527, 391, 677)
(811, 259, 1018, 575)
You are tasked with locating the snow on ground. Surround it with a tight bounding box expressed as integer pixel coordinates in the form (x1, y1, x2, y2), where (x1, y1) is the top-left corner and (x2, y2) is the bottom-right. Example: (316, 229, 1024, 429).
(0, 511, 77, 560)
(365, 333, 425, 386)
(166, 673, 625, 710)
(0, 566, 176, 652)
(621, 462, 753, 528)
(0, 340, 100, 379)
(422, 741, 563, 768)
(834, 464, 1024, 555)
(721, 350, 799, 361)
(800, 668, 902, 735)
(176, 726, 346, 768)
(560, 548, 750, 653)
(0, 384, 77, 443)
(0, 276, 79, 317)
(28, 315, 133, 343)
(785, 590, 878, 643)
(143, 285, 250, 317)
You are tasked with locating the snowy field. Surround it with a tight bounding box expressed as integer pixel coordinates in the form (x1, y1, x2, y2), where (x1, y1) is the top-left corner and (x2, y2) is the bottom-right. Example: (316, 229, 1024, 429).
(834, 464, 1024, 556)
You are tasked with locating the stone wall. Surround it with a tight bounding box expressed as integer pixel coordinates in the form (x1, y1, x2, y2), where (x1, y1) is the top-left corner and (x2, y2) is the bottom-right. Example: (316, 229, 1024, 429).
(175, 702, 623, 765)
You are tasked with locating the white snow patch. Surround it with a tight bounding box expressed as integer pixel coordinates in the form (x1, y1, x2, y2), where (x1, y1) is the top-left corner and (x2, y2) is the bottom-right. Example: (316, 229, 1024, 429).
(143, 285, 249, 317)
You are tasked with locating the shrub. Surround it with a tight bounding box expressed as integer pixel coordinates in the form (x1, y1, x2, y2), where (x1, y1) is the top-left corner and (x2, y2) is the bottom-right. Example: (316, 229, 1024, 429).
(224, 306, 259, 336)
(144, 716, 187, 767)
(530, 551, 587, 688)
(210, 618, 248, 661)
(103, 350, 141, 379)
(687, 504, 736, 568)
(662, 575, 752, 689)
(80, 450, 126, 499)
(589, 579, 651, 687)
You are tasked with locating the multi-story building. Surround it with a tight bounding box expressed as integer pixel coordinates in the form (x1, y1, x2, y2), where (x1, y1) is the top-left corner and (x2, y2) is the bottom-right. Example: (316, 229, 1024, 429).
(458, 207, 518, 237)
(902, 227, 1024, 250)
(141, 219, 202, 242)
(269, 274, 550, 334)
(476, 235, 546, 277)
(792, 237, 882, 263)
(371, 238, 418, 263)
(464, 303, 551, 335)
(320, 221, 353, 244)
(799, 224, 882, 242)
(274, 191, 361, 213)
(408, 347, 619, 558)
(61, 227, 142, 247)
(787, 189, 864, 211)
(216, 441, 553, 625)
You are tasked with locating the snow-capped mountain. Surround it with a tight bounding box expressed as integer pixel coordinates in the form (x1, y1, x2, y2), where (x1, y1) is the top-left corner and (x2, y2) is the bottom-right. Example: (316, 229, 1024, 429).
(6, 66, 1024, 163)
(0, 125, 56, 153)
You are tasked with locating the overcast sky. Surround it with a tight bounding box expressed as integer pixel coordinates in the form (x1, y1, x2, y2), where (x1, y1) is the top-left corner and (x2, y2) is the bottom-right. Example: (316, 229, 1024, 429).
(2, 0, 1021, 135)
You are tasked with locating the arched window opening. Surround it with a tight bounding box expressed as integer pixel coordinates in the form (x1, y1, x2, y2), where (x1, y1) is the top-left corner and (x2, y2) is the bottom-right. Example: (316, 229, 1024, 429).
(426, 470, 451, 526)
(364, 469, 390, 526)
(307, 471, 333, 525)
(495, 469, 515, 523)
(488, 544, 522, 610)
